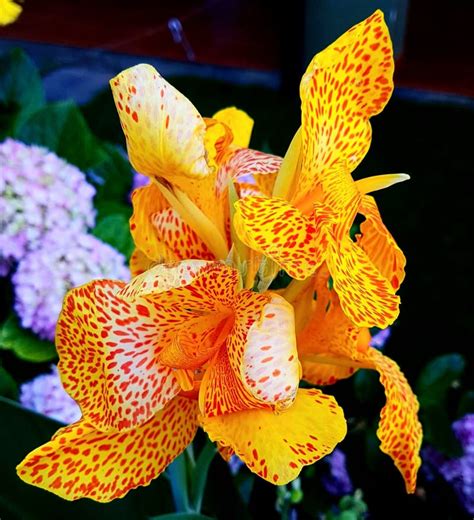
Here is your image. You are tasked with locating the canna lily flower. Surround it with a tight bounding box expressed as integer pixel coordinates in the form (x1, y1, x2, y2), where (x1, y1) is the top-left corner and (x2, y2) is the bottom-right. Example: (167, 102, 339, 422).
(295, 263, 422, 493)
(110, 65, 281, 276)
(17, 261, 346, 502)
(0, 0, 22, 26)
(233, 10, 407, 328)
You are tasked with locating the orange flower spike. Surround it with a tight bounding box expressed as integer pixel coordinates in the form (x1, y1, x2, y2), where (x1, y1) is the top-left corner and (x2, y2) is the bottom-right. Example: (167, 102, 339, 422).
(17, 261, 347, 501)
(296, 267, 422, 493)
(234, 11, 408, 328)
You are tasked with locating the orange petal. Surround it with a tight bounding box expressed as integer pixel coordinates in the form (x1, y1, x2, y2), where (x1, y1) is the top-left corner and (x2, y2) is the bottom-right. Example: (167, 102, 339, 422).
(201, 388, 347, 485)
(151, 207, 215, 260)
(363, 348, 422, 493)
(129, 248, 155, 277)
(17, 397, 198, 502)
(130, 183, 176, 263)
(327, 236, 399, 328)
(56, 280, 180, 431)
(110, 64, 209, 180)
(358, 195, 406, 290)
(301, 361, 357, 386)
(234, 195, 325, 280)
(296, 10, 394, 202)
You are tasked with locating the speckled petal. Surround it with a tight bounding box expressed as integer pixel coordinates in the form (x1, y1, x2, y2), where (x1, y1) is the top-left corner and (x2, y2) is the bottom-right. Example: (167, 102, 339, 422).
(358, 195, 406, 290)
(234, 195, 325, 280)
(56, 280, 180, 431)
(212, 107, 254, 148)
(110, 64, 209, 180)
(296, 10, 394, 202)
(201, 388, 347, 485)
(17, 396, 198, 502)
(129, 248, 155, 278)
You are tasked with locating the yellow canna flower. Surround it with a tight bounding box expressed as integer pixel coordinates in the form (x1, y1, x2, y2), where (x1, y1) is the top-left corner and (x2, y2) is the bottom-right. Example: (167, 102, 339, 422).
(295, 264, 422, 494)
(233, 10, 408, 329)
(0, 0, 22, 26)
(110, 65, 281, 278)
(17, 261, 346, 501)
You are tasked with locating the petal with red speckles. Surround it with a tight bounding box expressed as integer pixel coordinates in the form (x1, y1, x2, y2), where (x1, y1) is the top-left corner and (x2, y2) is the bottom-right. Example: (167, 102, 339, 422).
(56, 280, 180, 432)
(362, 348, 422, 494)
(327, 236, 399, 328)
(240, 293, 300, 409)
(129, 248, 155, 278)
(358, 195, 406, 290)
(130, 183, 176, 264)
(295, 10, 394, 203)
(234, 195, 326, 280)
(110, 64, 209, 180)
(201, 388, 347, 485)
(212, 107, 254, 148)
(17, 397, 198, 502)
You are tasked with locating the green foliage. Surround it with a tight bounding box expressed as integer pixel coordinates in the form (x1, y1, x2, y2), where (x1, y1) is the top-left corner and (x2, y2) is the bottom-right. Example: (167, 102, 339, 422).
(0, 314, 57, 363)
(0, 49, 45, 139)
(416, 353, 466, 456)
(0, 365, 17, 399)
(92, 213, 134, 260)
(325, 490, 368, 520)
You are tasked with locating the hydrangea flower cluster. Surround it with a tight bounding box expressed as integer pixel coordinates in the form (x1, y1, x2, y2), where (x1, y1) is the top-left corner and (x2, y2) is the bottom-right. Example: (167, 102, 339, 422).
(0, 139, 95, 275)
(322, 449, 354, 497)
(13, 231, 130, 341)
(19, 365, 81, 424)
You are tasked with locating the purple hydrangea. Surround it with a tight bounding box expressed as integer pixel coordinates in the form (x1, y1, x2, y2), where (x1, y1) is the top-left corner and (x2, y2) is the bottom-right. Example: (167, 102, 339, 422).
(422, 414, 474, 514)
(13, 230, 130, 341)
(132, 170, 149, 191)
(0, 139, 96, 275)
(20, 365, 81, 424)
(322, 449, 354, 496)
(370, 327, 391, 349)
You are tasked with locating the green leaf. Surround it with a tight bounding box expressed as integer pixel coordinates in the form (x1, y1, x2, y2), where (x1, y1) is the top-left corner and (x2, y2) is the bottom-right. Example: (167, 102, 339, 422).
(190, 440, 217, 512)
(420, 405, 462, 457)
(92, 213, 134, 260)
(0, 365, 18, 399)
(0, 314, 57, 362)
(0, 48, 44, 138)
(166, 453, 191, 513)
(353, 369, 379, 403)
(458, 390, 474, 417)
(416, 353, 465, 407)
(16, 101, 106, 171)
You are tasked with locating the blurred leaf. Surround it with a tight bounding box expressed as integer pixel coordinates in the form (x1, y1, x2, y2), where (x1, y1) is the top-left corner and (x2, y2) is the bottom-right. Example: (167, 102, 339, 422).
(353, 369, 379, 403)
(421, 405, 462, 457)
(166, 453, 190, 513)
(0, 365, 18, 399)
(191, 440, 216, 513)
(416, 353, 465, 407)
(16, 101, 106, 171)
(91, 142, 133, 205)
(457, 390, 474, 417)
(0, 314, 57, 362)
(92, 213, 134, 260)
(0, 48, 44, 138)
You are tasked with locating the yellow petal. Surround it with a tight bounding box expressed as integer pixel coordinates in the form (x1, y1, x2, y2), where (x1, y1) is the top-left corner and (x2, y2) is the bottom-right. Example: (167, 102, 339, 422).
(0, 0, 22, 26)
(129, 248, 155, 277)
(355, 173, 410, 195)
(234, 195, 326, 280)
(17, 397, 198, 502)
(327, 236, 399, 328)
(296, 10, 394, 202)
(357, 195, 406, 290)
(201, 388, 347, 485)
(272, 127, 302, 200)
(302, 361, 357, 386)
(363, 348, 422, 494)
(212, 107, 254, 148)
(57, 280, 180, 431)
(130, 183, 176, 263)
(110, 64, 209, 180)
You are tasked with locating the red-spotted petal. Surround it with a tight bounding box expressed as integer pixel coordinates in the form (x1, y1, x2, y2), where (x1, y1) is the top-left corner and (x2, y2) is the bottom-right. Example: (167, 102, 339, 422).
(201, 388, 347, 485)
(358, 195, 406, 290)
(56, 280, 180, 431)
(296, 10, 394, 202)
(17, 397, 198, 502)
(234, 195, 326, 280)
(110, 64, 209, 180)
